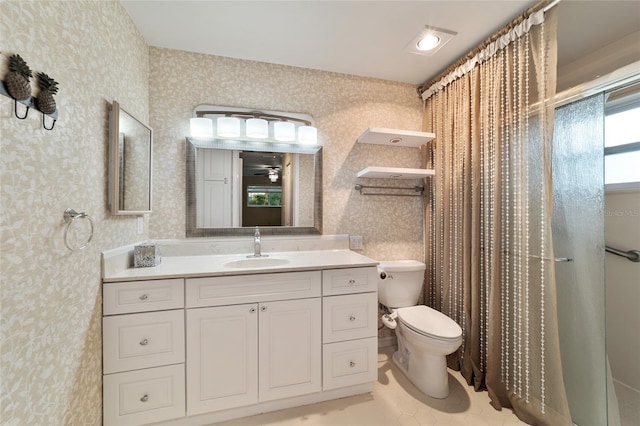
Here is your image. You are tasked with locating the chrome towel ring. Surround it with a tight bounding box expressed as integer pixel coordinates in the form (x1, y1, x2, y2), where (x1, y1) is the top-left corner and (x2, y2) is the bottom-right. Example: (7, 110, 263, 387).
(63, 208, 94, 251)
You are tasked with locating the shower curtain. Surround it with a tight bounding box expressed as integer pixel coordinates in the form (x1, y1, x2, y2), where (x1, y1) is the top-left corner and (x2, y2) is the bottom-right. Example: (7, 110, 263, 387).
(419, 3, 571, 425)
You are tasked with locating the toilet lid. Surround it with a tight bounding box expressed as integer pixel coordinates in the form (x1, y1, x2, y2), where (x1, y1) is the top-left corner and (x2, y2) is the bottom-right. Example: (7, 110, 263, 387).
(397, 306, 462, 340)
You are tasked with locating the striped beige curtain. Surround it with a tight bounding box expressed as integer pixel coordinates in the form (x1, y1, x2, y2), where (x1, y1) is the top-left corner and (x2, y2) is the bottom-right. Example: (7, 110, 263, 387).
(421, 5, 572, 425)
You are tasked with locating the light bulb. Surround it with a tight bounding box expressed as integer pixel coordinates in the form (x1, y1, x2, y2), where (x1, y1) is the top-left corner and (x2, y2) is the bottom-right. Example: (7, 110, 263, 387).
(273, 121, 295, 142)
(298, 126, 317, 144)
(217, 116, 241, 138)
(417, 34, 440, 51)
(190, 117, 213, 137)
(246, 118, 268, 138)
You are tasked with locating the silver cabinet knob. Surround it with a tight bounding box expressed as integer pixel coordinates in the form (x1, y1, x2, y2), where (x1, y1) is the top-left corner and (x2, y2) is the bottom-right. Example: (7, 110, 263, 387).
(140, 394, 149, 402)
(349, 315, 356, 321)
(139, 294, 148, 300)
(249, 307, 256, 313)
(260, 305, 267, 312)
(349, 361, 356, 368)
(140, 339, 149, 346)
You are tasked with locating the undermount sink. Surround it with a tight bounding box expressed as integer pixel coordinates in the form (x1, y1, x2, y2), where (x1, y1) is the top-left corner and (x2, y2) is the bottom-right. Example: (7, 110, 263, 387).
(223, 257, 290, 269)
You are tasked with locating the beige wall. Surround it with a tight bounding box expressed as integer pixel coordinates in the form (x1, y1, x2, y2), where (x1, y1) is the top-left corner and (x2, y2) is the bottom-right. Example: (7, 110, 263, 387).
(0, 1, 149, 424)
(1, 5, 425, 423)
(148, 47, 425, 262)
(605, 190, 640, 392)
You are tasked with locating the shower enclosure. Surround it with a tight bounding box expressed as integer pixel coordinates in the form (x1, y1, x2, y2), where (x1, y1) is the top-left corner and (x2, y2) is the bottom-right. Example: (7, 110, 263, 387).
(553, 93, 607, 426)
(552, 73, 640, 425)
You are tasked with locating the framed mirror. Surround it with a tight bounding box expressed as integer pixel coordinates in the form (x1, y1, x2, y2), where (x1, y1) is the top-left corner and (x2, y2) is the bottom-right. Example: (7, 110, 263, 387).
(186, 137, 322, 237)
(108, 101, 153, 215)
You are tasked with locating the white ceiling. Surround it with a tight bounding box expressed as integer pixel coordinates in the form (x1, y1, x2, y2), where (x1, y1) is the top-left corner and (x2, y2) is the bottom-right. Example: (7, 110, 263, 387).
(121, 0, 640, 87)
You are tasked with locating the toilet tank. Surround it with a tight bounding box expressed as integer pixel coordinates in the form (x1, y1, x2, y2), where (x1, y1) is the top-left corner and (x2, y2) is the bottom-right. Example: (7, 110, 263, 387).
(377, 260, 426, 308)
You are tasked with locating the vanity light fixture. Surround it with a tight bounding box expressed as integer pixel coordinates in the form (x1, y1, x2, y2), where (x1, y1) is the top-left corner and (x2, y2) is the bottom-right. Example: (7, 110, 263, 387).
(246, 118, 269, 139)
(190, 117, 214, 137)
(190, 105, 320, 151)
(405, 26, 456, 57)
(298, 125, 318, 144)
(273, 121, 296, 142)
(217, 116, 241, 138)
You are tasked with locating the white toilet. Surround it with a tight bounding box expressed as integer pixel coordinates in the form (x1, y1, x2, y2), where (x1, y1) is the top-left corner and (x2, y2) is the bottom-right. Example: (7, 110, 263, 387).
(378, 260, 462, 399)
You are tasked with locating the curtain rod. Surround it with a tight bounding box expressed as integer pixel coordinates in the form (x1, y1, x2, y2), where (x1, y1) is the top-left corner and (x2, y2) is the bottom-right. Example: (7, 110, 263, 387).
(543, 0, 561, 13)
(417, 0, 561, 98)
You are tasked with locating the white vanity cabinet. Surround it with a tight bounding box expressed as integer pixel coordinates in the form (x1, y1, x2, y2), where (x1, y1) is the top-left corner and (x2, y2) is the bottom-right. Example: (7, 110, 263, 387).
(321, 267, 379, 390)
(102, 256, 379, 426)
(185, 271, 322, 416)
(102, 278, 186, 426)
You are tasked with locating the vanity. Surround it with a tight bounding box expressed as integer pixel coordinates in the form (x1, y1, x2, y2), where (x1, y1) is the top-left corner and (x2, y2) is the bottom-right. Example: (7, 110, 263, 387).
(101, 236, 379, 425)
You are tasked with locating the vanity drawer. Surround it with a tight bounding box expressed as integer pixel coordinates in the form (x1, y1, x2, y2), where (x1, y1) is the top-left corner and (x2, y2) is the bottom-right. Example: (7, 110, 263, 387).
(322, 267, 378, 296)
(103, 310, 185, 374)
(186, 271, 321, 308)
(103, 278, 184, 315)
(322, 292, 378, 343)
(322, 337, 378, 390)
(103, 363, 185, 426)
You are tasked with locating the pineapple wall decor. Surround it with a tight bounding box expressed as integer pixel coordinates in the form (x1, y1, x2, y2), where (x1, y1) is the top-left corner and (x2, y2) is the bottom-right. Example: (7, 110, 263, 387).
(36, 72, 58, 115)
(1, 52, 59, 130)
(5, 54, 32, 102)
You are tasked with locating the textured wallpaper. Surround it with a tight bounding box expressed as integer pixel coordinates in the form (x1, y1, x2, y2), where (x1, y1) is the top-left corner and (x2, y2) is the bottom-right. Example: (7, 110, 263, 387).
(1, 4, 426, 423)
(0, 1, 149, 424)
(149, 47, 426, 262)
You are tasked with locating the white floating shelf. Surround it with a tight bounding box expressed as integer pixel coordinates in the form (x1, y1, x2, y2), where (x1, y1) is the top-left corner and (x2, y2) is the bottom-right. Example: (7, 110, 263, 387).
(357, 127, 435, 147)
(357, 167, 435, 179)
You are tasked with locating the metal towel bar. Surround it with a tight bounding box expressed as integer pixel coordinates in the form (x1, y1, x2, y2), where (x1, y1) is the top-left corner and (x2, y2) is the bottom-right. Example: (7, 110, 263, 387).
(605, 245, 640, 263)
(354, 184, 424, 197)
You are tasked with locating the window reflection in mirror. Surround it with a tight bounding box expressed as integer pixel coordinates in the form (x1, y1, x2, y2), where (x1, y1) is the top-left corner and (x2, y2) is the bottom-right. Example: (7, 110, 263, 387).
(195, 149, 314, 228)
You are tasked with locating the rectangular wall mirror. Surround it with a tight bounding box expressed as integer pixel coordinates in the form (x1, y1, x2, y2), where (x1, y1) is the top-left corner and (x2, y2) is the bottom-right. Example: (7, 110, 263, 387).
(108, 100, 153, 215)
(186, 137, 322, 237)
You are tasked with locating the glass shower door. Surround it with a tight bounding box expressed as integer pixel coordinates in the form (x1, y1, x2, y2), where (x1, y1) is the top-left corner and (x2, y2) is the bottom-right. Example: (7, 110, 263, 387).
(552, 93, 608, 425)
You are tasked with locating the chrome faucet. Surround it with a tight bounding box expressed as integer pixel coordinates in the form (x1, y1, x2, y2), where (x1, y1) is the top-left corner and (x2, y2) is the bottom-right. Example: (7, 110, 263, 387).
(250, 226, 267, 258)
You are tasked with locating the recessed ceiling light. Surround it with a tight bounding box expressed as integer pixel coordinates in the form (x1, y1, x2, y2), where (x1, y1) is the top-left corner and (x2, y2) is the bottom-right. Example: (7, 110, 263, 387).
(416, 34, 440, 51)
(405, 26, 456, 57)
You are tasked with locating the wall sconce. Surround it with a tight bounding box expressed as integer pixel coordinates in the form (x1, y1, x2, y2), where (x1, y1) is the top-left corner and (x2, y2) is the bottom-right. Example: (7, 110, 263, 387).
(189, 105, 320, 152)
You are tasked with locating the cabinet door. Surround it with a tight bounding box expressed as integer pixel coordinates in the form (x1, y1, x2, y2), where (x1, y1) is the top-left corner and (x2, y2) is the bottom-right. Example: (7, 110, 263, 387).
(186, 304, 258, 415)
(258, 298, 321, 401)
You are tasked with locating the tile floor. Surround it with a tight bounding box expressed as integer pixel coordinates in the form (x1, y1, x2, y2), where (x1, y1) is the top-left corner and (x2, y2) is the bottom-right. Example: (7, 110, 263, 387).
(216, 346, 526, 426)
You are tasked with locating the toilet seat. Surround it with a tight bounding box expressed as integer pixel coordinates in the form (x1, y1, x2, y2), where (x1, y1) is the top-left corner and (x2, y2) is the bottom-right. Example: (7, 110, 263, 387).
(397, 306, 462, 341)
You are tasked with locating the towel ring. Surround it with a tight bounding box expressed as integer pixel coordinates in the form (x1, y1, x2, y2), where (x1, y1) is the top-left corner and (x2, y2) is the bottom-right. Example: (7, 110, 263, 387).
(63, 208, 94, 251)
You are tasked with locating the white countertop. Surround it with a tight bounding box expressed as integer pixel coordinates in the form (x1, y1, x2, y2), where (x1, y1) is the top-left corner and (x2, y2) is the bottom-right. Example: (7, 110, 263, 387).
(103, 249, 379, 282)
